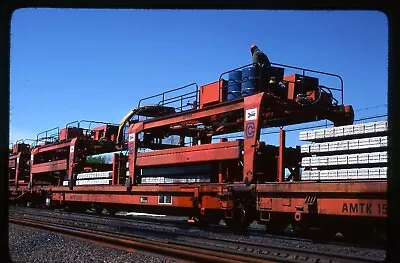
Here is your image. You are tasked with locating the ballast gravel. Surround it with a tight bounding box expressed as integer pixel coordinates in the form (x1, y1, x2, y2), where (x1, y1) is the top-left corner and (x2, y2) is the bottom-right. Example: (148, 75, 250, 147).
(8, 224, 183, 263)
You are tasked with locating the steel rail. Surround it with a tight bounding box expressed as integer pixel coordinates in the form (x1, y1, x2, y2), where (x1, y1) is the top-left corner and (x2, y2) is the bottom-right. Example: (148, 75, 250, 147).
(9, 208, 384, 263)
(9, 216, 270, 263)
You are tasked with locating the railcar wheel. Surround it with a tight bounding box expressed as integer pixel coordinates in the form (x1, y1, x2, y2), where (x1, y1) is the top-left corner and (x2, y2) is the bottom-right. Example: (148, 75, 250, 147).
(95, 206, 104, 215)
(224, 218, 250, 232)
(198, 216, 221, 226)
(293, 216, 336, 243)
(266, 215, 289, 235)
(266, 223, 287, 235)
(198, 217, 210, 226)
(65, 203, 88, 213)
(105, 208, 117, 216)
(224, 209, 251, 232)
(211, 218, 221, 225)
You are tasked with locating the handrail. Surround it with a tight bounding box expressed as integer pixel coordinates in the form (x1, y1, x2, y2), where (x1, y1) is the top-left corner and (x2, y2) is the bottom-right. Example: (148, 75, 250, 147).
(138, 83, 199, 112)
(271, 62, 344, 105)
(218, 62, 344, 105)
(161, 94, 198, 112)
(36, 127, 59, 144)
(160, 90, 197, 105)
(65, 120, 79, 129)
(81, 120, 119, 130)
(66, 120, 119, 130)
(15, 139, 36, 145)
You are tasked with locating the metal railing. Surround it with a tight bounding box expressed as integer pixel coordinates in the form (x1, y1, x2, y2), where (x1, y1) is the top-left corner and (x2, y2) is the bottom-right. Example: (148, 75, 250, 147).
(66, 120, 119, 130)
(217, 62, 344, 106)
(15, 139, 36, 144)
(14, 139, 36, 148)
(35, 127, 60, 146)
(138, 82, 199, 113)
(271, 62, 344, 105)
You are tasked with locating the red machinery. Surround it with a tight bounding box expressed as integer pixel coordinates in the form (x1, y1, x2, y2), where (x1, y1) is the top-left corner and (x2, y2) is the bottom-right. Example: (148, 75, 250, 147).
(27, 121, 123, 191)
(8, 140, 36, 204)
(8, 61, 386, 238)
(8, 140, 31, 188)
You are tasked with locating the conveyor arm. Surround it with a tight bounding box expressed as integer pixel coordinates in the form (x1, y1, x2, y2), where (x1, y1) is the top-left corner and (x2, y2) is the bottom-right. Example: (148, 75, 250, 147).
(116, 108, 140, 145)
(116, 105, 177, 145)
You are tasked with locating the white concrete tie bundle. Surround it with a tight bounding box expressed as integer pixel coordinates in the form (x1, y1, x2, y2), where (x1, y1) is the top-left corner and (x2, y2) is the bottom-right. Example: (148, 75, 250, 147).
(299, 120, 388, 181)
(62, 171, 113, 186)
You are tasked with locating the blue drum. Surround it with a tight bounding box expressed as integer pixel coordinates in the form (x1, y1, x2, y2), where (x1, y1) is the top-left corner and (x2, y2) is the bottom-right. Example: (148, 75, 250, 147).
(227, 70, 242, 100)
(241, 66, 258, 97)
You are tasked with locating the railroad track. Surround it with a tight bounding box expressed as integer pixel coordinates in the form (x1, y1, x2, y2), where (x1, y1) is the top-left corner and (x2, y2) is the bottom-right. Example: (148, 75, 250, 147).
(8, 206, 381, 245)
(9, 207, 385, 263)
(9, 205, 386, 249)
(10, 216, 258, 263)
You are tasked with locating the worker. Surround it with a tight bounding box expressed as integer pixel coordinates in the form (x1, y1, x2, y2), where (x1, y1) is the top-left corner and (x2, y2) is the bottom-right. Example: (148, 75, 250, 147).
(250, 44, 271, 92)
(250, 44, 271, 68)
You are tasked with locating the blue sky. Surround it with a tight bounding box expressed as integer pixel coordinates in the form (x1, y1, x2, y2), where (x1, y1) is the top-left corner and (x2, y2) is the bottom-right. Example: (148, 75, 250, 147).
(10, 9, 388, 147)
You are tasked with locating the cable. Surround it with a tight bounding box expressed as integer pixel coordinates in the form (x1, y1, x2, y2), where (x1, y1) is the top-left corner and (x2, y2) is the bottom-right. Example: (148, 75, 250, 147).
(354, 114, 388, 122)
(355, 104, 388, 112)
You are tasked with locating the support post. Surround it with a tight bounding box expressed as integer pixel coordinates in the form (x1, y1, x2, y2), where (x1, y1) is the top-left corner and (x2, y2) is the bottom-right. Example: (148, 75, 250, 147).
(67, 138, 78, 189)
(29, 150, 36, 190)
(112, 153, 119, 185)
(15, 154, 20, 189)
(277, 128, 285, 182)
(219, 138, 227, 183)
(243, 92, 265, 184)
(128, 122, 143, 188)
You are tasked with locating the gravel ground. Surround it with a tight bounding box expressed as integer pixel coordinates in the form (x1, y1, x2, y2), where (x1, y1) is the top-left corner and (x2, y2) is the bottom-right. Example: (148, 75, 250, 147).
(9, 206, 387, 261)
(8, 223, 184, 263)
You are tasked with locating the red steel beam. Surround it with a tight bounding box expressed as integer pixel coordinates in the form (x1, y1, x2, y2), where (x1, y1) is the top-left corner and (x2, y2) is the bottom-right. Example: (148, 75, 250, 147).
(51, 189, 224, 209)
(257, 197, 387, 217)
(31, 159, 68, 174)
(141, 101, 244, 130)
(67, 138, 78, 188)
(318, 198, 387, 217)
(136, 141, 240, 166)
(50, 184, 227, 193)
(256, 181, 387, 193)
(51, 185, 126, 192)
(112, 153, 119, 186)
(31, 141, 72, 154)
(277, 129, 285, 182)
(54, 193, 195, 207)
(15, 153, 22, 188)
(242, 92, 265, 183)
(137, 140, 240, 157)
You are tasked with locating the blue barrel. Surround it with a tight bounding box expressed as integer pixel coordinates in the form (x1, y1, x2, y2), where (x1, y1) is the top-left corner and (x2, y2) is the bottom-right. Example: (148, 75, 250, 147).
(241, 66, 258, 97)
(227, 70, 242, 100)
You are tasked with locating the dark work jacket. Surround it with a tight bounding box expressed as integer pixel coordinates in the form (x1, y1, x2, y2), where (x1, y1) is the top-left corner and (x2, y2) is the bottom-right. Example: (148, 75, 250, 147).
(252, 47, 271, 68)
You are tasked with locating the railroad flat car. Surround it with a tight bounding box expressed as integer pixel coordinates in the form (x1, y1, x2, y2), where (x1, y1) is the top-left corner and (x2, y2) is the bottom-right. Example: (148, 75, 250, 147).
(9, 61, 387, 239)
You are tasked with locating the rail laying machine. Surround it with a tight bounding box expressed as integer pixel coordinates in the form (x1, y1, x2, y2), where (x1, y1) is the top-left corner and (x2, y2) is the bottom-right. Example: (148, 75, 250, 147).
(9, 61, 387, 238)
